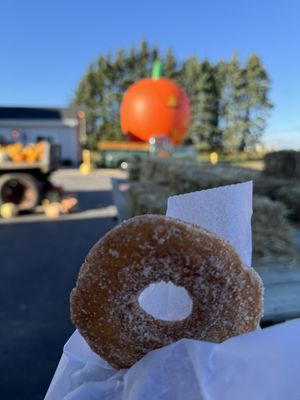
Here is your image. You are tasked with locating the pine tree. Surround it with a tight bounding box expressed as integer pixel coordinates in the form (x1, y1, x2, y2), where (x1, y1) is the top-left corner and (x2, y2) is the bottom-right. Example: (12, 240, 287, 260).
(240, 53, 273, 150)
(136, 40, 151, 79)
(150, 46, 160, 63)
(198, 60, 222, 151)
(219, 54, 272, 152)
(222, 55, 245, 152)
(72, 65, 99, 145)
(163, 48, 178, 79)
(178, 56, 202, 144)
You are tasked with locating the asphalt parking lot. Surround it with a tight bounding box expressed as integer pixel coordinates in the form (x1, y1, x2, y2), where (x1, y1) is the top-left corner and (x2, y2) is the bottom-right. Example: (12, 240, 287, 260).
(0, 168, 126, 400)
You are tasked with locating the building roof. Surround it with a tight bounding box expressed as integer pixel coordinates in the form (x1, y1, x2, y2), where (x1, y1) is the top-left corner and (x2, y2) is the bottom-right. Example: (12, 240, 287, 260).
(0, 107, 78, 120)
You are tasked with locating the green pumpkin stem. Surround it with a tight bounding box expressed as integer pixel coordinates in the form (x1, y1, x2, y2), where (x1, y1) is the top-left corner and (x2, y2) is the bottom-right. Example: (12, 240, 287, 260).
(152, 60, 163, 80)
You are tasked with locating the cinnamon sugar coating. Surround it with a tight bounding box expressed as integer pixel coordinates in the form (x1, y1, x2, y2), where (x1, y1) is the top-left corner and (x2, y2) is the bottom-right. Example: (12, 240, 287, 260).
(70, 215, 263, 369)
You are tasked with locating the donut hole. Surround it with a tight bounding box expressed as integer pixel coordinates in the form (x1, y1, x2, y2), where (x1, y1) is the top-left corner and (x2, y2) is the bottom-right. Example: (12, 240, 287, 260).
(138, 281, 193, 321)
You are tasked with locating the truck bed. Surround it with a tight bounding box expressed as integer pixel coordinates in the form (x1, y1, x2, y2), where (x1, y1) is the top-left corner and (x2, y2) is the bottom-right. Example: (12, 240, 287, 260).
(0, 142, 61, 174)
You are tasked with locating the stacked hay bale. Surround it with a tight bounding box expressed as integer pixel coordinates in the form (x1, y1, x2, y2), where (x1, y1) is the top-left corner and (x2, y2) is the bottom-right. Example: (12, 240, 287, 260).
(257, 151, 300, 221)
(128, 181, 174, 216)
(264, 150, 300, 179)
(129, 157, 259, 193)
(252, 197, 293, 260)
(127, 156, 294, 261)
(275, 185, 300, 221)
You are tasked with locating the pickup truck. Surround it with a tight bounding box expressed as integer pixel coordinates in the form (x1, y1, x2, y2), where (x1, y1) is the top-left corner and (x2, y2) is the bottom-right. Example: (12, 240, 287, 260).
(98, 136, 197, 169)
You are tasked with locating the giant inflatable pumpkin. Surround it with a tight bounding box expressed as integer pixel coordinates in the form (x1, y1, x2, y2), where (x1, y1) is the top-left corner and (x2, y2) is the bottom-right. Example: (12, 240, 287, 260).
(120, 61, 191, 145)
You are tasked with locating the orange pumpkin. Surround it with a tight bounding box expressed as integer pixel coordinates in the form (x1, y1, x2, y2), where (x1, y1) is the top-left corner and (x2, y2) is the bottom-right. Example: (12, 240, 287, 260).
(120, 62, 190, 146)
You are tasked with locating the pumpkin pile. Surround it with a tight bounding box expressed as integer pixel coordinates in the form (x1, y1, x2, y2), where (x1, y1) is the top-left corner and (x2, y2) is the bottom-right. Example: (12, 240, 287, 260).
(0, 141, 46, 163)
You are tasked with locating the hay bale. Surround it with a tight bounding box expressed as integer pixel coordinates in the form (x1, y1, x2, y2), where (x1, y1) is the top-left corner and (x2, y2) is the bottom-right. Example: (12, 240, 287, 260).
(127, 181, 173, 217)
(138, 157, 171, 183)
(264, 150, 300, 179)
(126, 157, 294, 261)
(275, 184, 300, 221)
(253, 177, 300, 221)
(253, 175, 288, 198)
(128, 155, 144, 181)
(127, 183, 294, 261)
(252, 196, 293, 260)
(169, 163, 258, 194)
(129, 156, 259, 192)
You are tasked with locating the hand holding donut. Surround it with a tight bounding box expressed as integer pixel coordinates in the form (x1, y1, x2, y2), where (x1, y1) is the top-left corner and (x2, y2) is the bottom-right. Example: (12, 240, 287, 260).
(70, 215, 263, 369)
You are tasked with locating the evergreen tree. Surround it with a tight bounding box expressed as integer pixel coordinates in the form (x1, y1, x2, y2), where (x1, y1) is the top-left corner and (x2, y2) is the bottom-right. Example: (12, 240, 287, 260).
(124, 46, 137, 88)
(219, 53, 272, 152)
(163, 48, 178, 79)
(150, 46, 160, 63)
(240, 53, 272, 150)
(72, 65, 99, 145)
(219, 54, 246, 152)
(198, 60, 222, 151)
(137, 40, 151, 78)
(178, 56, 202, 144)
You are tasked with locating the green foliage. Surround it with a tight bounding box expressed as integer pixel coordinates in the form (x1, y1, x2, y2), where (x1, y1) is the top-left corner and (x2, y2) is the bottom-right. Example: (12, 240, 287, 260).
(71, 40, 272, 152)
(178, 55, 202, 143)
(197, 61, 222, 151)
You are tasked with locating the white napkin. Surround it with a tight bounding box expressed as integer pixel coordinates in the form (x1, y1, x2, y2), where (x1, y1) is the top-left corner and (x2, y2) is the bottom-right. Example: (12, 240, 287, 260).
(167, 181, 253, 266)
(45, 320, 300, 400)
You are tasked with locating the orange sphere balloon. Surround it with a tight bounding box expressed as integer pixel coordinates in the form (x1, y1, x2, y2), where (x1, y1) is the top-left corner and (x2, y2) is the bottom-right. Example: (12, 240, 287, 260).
(120, 77, 191, 145)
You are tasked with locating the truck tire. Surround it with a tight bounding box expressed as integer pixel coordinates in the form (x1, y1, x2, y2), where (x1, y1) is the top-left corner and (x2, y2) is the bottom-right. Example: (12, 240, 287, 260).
(0, 173, 41, 211)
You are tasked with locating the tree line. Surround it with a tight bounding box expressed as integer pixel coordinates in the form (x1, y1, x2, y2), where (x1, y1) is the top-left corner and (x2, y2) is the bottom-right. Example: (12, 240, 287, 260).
(72, 40, 272, 152)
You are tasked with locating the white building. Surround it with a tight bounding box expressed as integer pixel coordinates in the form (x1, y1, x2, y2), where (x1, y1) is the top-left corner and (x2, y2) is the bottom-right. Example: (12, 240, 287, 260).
(0, 107, 84, 165)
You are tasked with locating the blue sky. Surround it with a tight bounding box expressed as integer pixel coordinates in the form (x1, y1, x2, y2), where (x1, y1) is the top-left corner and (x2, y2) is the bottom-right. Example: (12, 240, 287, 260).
(0, 0, 299, 149)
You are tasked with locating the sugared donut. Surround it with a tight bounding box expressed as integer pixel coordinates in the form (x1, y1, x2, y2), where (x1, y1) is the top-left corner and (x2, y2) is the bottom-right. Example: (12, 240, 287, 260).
(70, 214, 263, 369)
